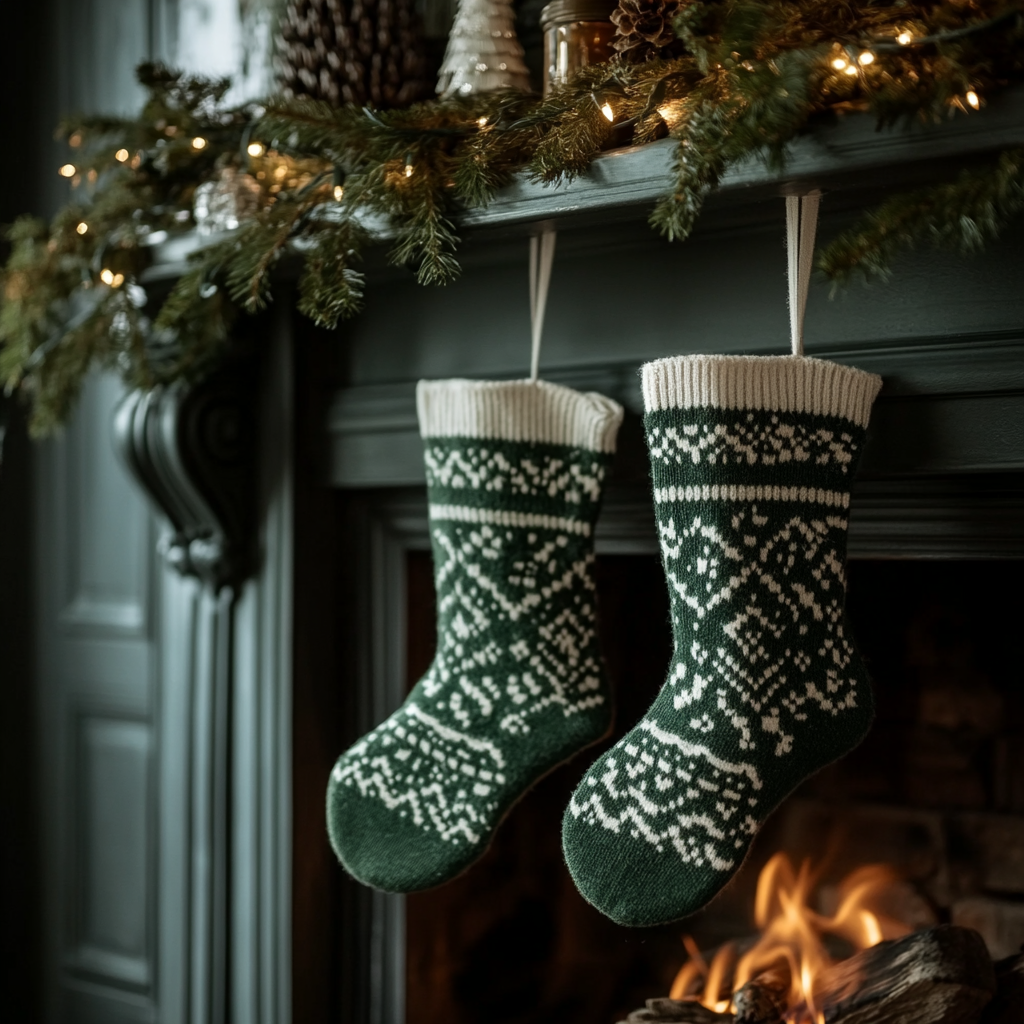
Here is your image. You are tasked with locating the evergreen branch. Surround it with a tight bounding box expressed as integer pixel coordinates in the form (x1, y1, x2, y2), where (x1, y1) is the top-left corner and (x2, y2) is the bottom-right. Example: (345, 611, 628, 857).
(361, 106, 478, 138)
(260, 97, 360, 157)
(150, 265, 236, 381)
(818, 147, 1024, 283)
(297, 219, 368, 326)
(223, 191, 327, 311)
(387, 173, 462, 285)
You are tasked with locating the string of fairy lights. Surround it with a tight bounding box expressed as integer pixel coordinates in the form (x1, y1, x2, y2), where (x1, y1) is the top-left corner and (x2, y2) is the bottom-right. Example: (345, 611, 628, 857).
(591, 19, 990, 127)
(53, 121, 329, 289)
(55, 12, 995, 222)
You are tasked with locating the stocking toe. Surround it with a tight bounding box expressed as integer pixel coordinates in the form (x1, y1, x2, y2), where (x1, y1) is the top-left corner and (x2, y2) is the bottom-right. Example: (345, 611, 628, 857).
(327, 768, 481, 891)
(562, 805, 741, 926)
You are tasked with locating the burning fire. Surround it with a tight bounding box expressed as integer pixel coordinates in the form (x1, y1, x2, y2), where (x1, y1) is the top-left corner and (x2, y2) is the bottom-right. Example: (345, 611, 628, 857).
(669, 853, 913, 1022)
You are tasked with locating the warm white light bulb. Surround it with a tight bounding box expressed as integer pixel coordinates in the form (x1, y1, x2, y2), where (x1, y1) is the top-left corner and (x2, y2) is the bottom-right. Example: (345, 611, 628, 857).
(897, 30, 913, 45)
(333, 185, 344, 200)
(59, 163, 76, 177)
(247, 142, 265, 157)
(477, 116, 488, 127)
(601, 102, 615, 122)
(831, 57, 848, 71)
(858, 50, 875, 65)
(192, 136, 207, 150)
(844, 64, 858, 76)
(100, 268, 115, 285)
(111, 273, 125, 287)
(76, 222, 88, 235)
(966, 90, 980, 109)
(404, 163, 414, 178)
(115, 148, 130, 162)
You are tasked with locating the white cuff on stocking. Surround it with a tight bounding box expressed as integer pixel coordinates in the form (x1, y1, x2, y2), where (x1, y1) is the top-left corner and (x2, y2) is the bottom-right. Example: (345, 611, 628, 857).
(417, 379, 624, 453)
(641, 354, 882, 428)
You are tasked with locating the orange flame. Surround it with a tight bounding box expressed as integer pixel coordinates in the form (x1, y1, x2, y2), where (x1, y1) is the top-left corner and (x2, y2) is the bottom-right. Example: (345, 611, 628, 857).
(669, 853, 912, 1021)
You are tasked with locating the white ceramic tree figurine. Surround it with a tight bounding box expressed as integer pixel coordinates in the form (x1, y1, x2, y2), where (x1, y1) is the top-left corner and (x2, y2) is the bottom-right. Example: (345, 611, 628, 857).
(436, 0, 532, 97)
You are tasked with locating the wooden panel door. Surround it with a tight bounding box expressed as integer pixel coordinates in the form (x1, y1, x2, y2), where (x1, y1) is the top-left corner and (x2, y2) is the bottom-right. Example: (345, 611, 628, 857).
(36, 3, 168, 1018)
(35, 372, 161, 1023)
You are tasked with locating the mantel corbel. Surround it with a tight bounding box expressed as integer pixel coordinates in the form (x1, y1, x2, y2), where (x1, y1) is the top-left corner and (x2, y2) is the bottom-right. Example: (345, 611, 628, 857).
(113, 358, 256, 591)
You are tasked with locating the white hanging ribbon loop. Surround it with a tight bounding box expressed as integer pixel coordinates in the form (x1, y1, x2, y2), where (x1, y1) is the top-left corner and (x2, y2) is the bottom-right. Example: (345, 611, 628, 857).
(785, 190, 821, 358)
(529, 225, 557, 382)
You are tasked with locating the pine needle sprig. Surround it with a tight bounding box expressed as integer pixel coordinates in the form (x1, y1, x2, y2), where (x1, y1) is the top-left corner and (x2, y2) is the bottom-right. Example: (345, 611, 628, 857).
(297, 217, 368, 327)
(222, 186, 332, 312)
(818, 147, 1024, 283)
(381, 156, 463, 285)
(151, 245, 238, 383)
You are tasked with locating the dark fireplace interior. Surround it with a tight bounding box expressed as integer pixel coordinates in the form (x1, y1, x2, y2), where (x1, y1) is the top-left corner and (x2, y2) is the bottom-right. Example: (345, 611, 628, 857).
(402, 553, 1024, 1024)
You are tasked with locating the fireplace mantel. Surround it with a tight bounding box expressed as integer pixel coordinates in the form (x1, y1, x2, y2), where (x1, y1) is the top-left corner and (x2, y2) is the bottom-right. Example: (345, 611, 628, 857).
(141, 84, 1024, 551)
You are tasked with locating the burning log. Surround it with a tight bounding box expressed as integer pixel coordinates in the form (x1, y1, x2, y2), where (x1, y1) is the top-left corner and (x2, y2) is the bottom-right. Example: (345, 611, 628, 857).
(620, 925, 1003, 1024)
(815, 925, 996, 1024)
(618, 998, 734, 1023)
(733, 965, 789, 1024)
(634, 857, 1007, 1024)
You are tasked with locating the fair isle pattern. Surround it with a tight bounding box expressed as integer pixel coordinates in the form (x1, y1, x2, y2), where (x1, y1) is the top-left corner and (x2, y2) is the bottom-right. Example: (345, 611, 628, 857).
(328, 418, 620, 894)
(652, 484, 850, 508)
(563, 356, 879, 928)
(424, 437, 607, 515)
(429, 503, 593, 537)
(646, 413, 859, 475)
(334, 703, 509, 845)
(567, 499, 861, 872)
(330, 517, 606, 844)
(572, 717, 764, 870)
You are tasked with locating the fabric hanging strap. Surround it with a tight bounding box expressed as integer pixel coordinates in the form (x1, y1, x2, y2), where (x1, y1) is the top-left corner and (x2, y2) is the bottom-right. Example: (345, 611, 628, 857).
(785, 190, 821, 358)
(529, 225, 557, 382)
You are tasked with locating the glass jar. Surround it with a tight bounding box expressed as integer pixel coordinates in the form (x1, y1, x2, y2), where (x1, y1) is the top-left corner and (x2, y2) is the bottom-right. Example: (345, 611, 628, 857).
(539, 0, 618, 96)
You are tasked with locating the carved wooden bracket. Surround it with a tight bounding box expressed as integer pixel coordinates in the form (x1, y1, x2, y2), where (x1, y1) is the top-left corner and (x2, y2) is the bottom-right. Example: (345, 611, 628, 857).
(113, 362, 256, 590)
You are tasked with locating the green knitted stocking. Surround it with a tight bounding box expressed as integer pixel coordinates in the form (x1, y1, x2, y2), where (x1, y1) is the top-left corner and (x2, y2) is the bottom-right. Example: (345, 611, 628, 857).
(563, 355, 882, 926)
(328, 379, 623, 892)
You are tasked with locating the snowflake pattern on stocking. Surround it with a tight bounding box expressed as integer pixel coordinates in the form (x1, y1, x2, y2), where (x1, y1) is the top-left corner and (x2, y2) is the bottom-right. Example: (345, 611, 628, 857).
(332, 440, 613, 852)
(569, 498, 863, 874)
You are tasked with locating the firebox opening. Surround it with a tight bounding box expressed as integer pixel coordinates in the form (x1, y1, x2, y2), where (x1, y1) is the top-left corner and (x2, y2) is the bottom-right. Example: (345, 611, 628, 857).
(404, 554, 1024, 1024)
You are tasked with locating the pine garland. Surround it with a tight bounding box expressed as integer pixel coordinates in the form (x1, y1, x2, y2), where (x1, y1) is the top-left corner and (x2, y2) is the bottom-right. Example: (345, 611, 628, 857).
(3, 2, 1024, 434)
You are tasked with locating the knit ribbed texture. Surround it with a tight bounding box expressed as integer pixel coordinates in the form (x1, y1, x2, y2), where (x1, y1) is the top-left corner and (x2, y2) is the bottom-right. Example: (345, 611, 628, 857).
(327, 380, 622, 893)
(417, 378, 624, 453)
(641, 354, 882, 428)
(563, 355, 880, 927)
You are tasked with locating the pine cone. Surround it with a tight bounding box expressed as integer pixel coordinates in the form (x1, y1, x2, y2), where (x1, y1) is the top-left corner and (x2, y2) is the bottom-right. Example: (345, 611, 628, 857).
(277, 0, 432, 108)
(610, 0, 684, 60)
